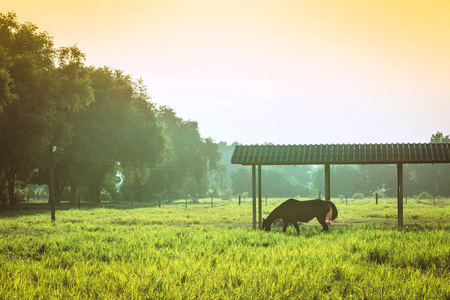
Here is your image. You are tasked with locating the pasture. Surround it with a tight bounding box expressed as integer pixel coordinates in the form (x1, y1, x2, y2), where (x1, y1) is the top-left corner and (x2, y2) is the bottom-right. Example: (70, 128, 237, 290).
(1, 198, 449, 299)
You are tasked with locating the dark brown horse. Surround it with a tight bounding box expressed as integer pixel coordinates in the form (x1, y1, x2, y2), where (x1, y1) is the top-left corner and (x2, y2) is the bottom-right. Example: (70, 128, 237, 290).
(262, 199, 338, 234)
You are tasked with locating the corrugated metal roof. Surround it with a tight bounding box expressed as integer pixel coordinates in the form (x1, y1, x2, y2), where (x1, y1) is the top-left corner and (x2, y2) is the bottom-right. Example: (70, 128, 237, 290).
(231, 143, 450, 165)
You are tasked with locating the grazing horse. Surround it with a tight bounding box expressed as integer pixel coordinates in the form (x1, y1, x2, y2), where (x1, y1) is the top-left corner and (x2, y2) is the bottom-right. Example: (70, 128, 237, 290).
(261, 199, 338, 234)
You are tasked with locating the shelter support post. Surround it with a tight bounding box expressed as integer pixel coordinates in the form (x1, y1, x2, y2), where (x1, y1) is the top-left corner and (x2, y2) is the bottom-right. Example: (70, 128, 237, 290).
(397, 163, 404, 227)
(252, 165, 257, 230)
(258, 165, 262, 229)
(325, 163, 331, 201)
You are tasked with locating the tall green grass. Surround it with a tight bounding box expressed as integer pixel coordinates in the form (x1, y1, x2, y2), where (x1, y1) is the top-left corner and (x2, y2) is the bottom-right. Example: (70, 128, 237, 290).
(1, 199, 449, 299)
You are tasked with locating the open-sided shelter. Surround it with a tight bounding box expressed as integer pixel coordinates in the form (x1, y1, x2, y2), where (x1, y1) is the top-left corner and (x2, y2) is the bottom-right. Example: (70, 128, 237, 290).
(231, 143, 450, 229)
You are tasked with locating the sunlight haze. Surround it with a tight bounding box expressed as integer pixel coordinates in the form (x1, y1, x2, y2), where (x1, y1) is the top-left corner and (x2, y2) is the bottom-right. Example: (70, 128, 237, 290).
(3, 0, 449, 145)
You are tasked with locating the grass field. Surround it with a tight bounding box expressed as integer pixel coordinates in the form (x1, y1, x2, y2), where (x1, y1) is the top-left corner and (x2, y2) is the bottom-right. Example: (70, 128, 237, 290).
(1, 198, 449, 299)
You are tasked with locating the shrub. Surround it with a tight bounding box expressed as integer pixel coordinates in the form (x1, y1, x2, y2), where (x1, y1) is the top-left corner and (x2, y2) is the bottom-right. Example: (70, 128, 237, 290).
(352, 193, 364, 199)
(100, 189, 112, 202)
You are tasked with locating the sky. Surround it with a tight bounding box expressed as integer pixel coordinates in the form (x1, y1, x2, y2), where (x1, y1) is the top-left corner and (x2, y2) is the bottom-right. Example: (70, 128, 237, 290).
(2, 0, 450, 145)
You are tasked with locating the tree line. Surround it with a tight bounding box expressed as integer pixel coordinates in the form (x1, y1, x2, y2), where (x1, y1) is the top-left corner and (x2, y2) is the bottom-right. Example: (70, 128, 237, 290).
(0, 13, 219, 205)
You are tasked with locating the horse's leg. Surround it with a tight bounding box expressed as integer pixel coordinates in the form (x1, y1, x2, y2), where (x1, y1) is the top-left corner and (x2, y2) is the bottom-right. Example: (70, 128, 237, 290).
(293, 222, 300, 235)
(317, 217, 329, 231)
(282, 221, 289, 233)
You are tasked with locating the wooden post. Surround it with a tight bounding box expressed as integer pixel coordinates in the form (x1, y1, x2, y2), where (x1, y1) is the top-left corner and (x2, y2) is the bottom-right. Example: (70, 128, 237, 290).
(77, 192, 80, 209)
(252, 165, 256, 230)
(376, 193, 378, 205)
(325, 163, 331, 201)
(49, 146, 56, 222)
(397, 163, 404, 227)
(238, 194, 241, 206)
(345, 193, 348, 205)
(258, 165, 262, 229)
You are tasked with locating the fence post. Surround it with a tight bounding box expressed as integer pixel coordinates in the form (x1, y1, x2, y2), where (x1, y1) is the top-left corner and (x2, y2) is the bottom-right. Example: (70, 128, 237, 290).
(159, 195, 161, 208)
(238, 194, 241, 206)
(376, 193, 378, 205)
(346, 193, 348, 205)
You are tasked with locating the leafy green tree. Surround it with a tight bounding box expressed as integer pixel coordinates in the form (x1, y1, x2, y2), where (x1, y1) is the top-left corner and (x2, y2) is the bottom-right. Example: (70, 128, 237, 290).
(152, 106, 220, 201)
(64, 68, 164, 203)
(209, 164, 229, 197)
(429, 131, 450, 197)
(431, 131, 450, 143)
(261, 167, 307, 197)
(404, 132, 450, 198)
(230, 167, 252, 196)
(330, 165, 363, 197)
(0, 13, 95, 205)
(0, 12, 57, 204)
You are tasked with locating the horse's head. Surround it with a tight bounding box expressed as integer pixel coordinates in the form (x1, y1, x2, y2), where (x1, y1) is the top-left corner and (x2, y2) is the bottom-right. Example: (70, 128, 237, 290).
(261, 218, 271, 232)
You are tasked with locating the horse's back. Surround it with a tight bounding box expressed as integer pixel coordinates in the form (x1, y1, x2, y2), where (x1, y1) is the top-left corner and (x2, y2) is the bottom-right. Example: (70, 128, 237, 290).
(278, 199, 329, 222)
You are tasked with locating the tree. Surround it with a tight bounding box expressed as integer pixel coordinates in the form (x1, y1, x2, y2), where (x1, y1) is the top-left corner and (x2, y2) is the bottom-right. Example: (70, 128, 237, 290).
(0, 12, 57, 204)
(230, 167, 252, 196)
(63, 68, 165, 203)
(151, 106, 220, 201)
(431, 131, 450, 143)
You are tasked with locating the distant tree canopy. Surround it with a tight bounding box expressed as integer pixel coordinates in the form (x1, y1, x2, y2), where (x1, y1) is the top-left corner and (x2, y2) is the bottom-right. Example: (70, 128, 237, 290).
(0, 12, 220, 205)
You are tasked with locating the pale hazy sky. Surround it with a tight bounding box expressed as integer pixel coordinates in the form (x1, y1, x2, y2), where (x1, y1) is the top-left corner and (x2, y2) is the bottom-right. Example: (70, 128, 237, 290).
(2, 0, 450, 145)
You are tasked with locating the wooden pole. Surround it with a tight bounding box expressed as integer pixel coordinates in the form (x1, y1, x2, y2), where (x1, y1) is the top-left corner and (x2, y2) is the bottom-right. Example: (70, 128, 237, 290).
(252, 165, 256, 230)
(397, 163, 404, 227)
(376, 193, 378, 205)
(258, 165, 262, 229)
(346, 193, 348, 205)
(158, 195, 161, 208)
(238, 194, 241, 206)
(325, 163, 331, 201)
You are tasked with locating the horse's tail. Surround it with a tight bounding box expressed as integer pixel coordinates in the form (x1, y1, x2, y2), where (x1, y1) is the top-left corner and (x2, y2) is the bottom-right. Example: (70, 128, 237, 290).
(327, 201, 338, 221)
